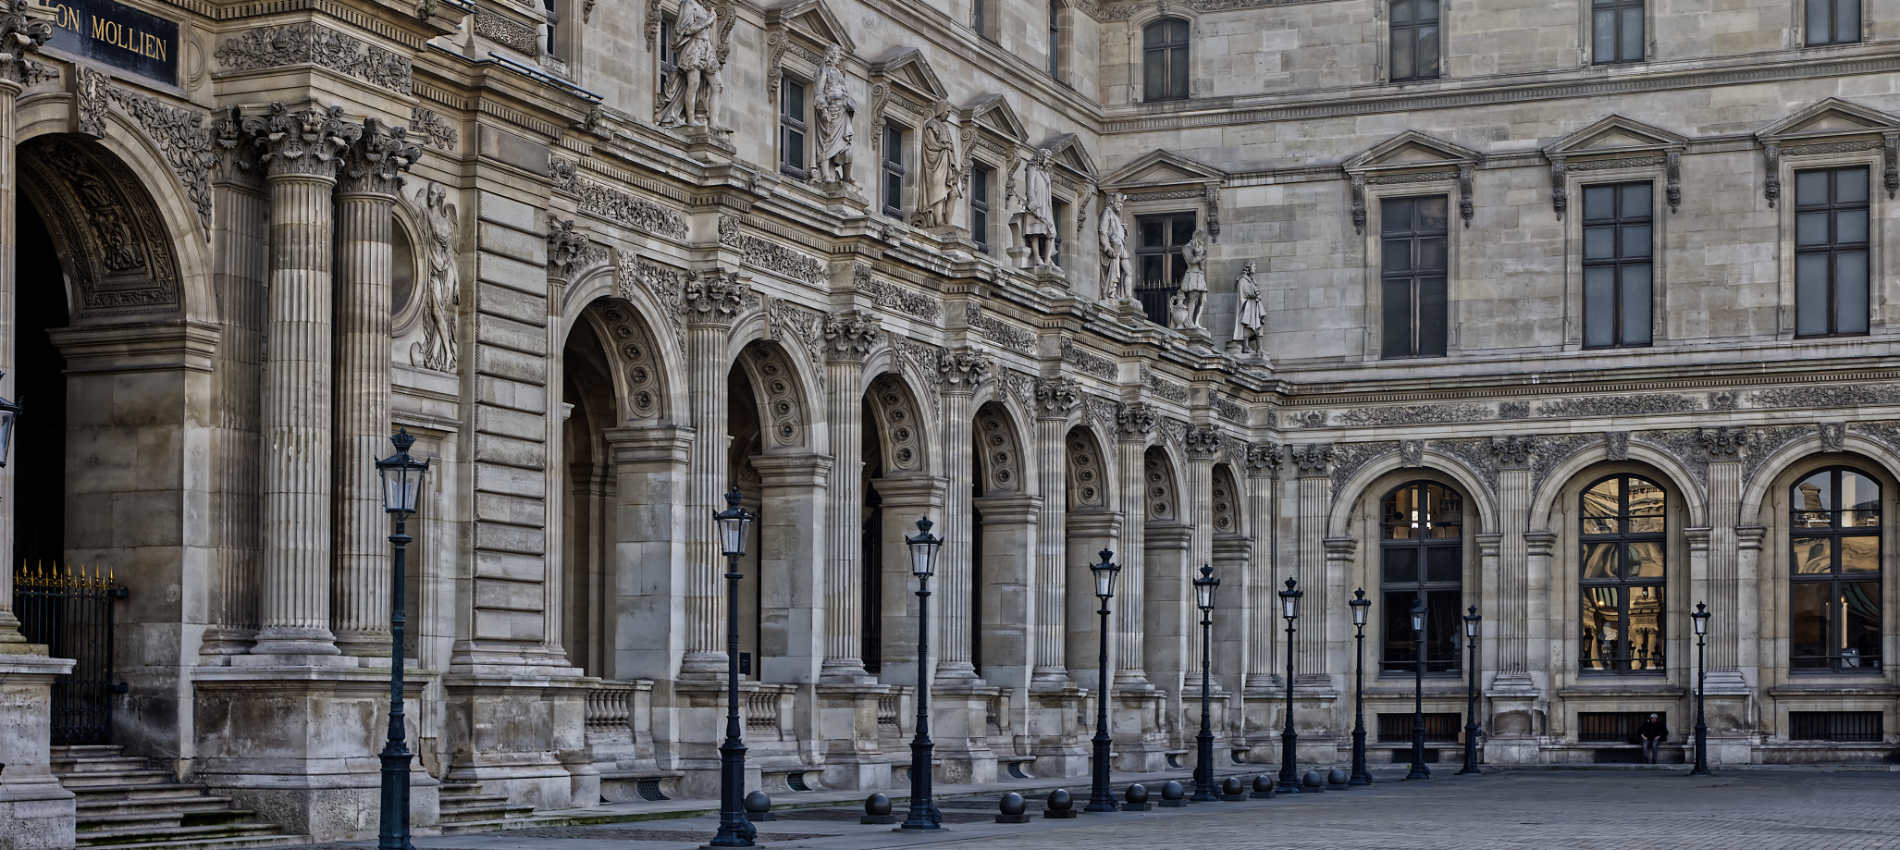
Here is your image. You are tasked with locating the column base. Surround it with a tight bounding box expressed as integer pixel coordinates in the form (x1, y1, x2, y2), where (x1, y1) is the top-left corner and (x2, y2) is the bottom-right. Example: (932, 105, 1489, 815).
(1027, 683, 1088, 778)
(815, 683, 893, 790)
(0, 778, 77, 850)
(0, 650, 77, 850)
(1111, 686, 1170, 772)
(249, 626, 342, 658)
(679, 651, 728, 680)
(931, 684, 1000, 785)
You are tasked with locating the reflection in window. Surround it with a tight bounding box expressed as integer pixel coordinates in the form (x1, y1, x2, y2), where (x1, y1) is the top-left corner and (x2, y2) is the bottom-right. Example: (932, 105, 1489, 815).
(1790, 467, 1882, 671)
(1580, 474, 1666, 674)
(1794, 166, 1870, 337)
(1380, 195, 1449, 358)
(1143, 18, 1190, 102)
(1380, 481, 1463, 674)
(1390, 0, 1440, 81)
(1134, 212, 1197, 327)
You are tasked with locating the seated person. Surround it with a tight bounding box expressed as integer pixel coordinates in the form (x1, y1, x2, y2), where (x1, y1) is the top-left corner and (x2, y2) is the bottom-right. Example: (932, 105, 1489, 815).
(1637, 713, 1667, 763)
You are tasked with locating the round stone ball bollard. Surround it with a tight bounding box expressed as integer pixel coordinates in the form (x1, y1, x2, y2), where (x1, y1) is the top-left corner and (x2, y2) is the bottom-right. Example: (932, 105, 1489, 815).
(862, 792, 897, 825)
(996, 791, 1030, 824)
(1122, 783, 1151, 812)
(744, 789, 775, 821)
(1251, 774, 1276, 799)
(1221, 775, 1248, 801)
(1044, 788, 1078, 819)
(1302, 769, 1326, 792)
(1328, 767, 1350, 789)
(1159, 779, 1188, 808)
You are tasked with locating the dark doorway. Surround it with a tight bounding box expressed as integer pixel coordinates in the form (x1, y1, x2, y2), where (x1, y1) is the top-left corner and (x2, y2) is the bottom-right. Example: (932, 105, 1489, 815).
(861, 484, 882, 674)
(13, 196, 67, 568)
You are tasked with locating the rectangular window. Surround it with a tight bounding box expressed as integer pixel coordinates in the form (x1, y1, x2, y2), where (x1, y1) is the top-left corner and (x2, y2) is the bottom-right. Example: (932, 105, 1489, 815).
(1789, 711, 1882, 741)
(882, 124, 907, 219)
(779, 79, 807, 178)
(1390, 0, 1440, 82)
(969, 164, 992, 255)
(973, 0, 985, 38)
(1806, 0, 1861, 45)
(1048, 1, 1061, 79)
(1592, 0, 1645, 63)
(659, 16, 677, 95)
(1380, 195, 1449, 358)
(1579, 712, 1665, 743)
(1794, 166, 1870, 337)
(1135, 212, 1198, 326)
(1581, 181, 1654, 348)
(1376, 713, 1460, 742)
(1052, 199, 1070, 267)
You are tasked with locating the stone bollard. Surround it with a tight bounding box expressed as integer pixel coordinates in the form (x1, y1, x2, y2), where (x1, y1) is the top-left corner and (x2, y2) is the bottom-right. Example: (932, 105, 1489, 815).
(862, 792, 897, 824)
(1220, 775, 1248, 801)
(1159, 779, 1187, 808)
(1044, 788, 1077, 819)
(1122, 783, 1150, 812)
(996, 791, 1030, 824)
(1251, 774, 1276, 799)
(1302, 769, 1326, 792)
(1327, 767, 1349, 789)
(744, 789, 775, 821)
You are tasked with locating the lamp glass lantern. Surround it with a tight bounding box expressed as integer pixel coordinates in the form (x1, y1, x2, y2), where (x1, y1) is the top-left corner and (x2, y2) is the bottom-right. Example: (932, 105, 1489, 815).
(375, 428, 430, 517)
(714, 486, 753, 558)
(1463, 606, 1481, 639)
(1409, 597, 1427, 632)
(1193, 564, 1219, 613)
(1089, 549, 1120, 602)
(1691, 602, 1709, 636)
(905, 516, 942, 579)
(1350, 587, 1371, 627)
(1279, 577, 1302, 620)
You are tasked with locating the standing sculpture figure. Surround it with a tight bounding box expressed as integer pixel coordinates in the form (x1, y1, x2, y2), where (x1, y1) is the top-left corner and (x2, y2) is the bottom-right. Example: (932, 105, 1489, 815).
(1174, 228, 1209, 331)
(658, 0, 724, 130)
(1022, 148, 1057, 267)
(413, 183, 461, 373)
(812, 45, 855, 184)
(1230, 261, 1263, 354)
(916, 103, 962, 228)
(1099, 192, 1132, 300)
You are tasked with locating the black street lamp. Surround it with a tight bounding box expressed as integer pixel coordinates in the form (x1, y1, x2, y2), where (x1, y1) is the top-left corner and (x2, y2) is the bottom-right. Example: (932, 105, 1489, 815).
(709, 487, 757, 847)
(1085, 549, 1122, 814)
(1190, 564, 1220, 802)
(374, 428, 429, 850)
(1347, 588, 1372, 786)
(900, 516, 944, 830)
(1276, 577, 1302, 794)
(1405, 596, 1430, 781)
(1689, 601, 1711, 777)
(1458, 606, 1482, 775)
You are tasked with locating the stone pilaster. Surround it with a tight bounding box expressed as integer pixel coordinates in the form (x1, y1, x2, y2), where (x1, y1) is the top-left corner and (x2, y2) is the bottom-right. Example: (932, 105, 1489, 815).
(1113, 402, 1155, 690)
(331, 119, 421, 656)
(819, 310, 879, 682)
(1490, 436, 1535, 687)
(1244, 444, 1279, 690)
(936, 349, 990, 684)
(1031, 377, 1078, 686)
(1700, 426, 1744, 674)
(1182, 424, 1219, 684)
(250, 103, 359, 657)
(1734, 525, 1766, 676)
(0, 1, 51, 645)
(680, 270, 747, 678)
(1287, 443, 1333, 678)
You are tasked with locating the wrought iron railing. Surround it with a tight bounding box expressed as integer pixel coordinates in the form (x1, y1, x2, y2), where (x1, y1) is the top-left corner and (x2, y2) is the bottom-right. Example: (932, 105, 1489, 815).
(13, 562, 127, 745)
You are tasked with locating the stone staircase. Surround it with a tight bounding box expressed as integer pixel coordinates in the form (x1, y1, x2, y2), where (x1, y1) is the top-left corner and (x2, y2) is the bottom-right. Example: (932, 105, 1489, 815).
(51, 745, 305, 850)
(436, 780, 534, 832)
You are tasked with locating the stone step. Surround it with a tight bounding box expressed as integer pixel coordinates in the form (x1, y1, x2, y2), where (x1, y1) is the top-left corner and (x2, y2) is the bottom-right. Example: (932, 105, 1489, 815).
(74, 822, 286, 847)
(52, 757, 155, 774)
(76, 808, 263, 832)
(77, 794, 238, 815)
(51, 745, 130, 759)
(67, 784, 230, 803)
(74, 832, 306, 850)
(440, 792, 510, 807)
(58, 770, 177, 788)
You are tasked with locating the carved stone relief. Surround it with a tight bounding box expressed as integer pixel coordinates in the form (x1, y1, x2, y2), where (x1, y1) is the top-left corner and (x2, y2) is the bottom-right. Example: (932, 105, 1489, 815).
(719, 216, 823, 284)
(412, 182, 462, 372)
(216, 23, 413, 94)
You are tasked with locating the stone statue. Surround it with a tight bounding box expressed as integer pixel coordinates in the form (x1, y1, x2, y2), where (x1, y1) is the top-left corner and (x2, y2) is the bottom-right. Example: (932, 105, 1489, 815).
(1021, 148, 1056, 267)
(657, 0, 724, 130)
(1231, 260, 1263, 355)
(915, 102, 962, 228)
(1167, 292, 1192, 329)
(413, 183, 461, 372)
(1174, 227, 1209, 332)
(812, 45, 854, 184)
(1098, 191, 1132, 300)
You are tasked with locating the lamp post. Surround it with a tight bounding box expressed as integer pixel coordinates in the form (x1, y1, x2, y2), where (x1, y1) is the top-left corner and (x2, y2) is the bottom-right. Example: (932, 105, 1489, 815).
(1405, 596, 1430, 781)
(1689, 601, 1711, 777)
(1085, 549, 1122, 814)
(374, 429, 429, 850)
(1190, 565, 1220, 802)
(1276, 577, 1302, 793)
(709, 487, 757, 847)
(1458, 606, 1482, 776)
(1348, 588, 1372, 786)
(900, 517, 945, 830)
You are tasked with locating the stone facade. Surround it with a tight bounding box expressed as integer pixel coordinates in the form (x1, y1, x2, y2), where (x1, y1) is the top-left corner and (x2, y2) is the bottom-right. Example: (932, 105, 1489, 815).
(2, 0, 1900, 843)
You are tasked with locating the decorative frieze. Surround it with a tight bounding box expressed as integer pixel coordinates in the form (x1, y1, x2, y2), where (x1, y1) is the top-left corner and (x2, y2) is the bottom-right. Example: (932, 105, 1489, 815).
(577, 177, 688, 239)
(718, 216, 823, 284)
(1539, 393, 1699, 418)
(1143, 368, 1188, 403)
(1639, 429, 1708, 486)
(853, 266, 940, 324)
(216, 23, 413, 95)
(1334, 402, 1491, 427)
(1215, 396, 1246, 425)
(408, 107, 458, 151)
(1434, 437, 1499, 494)
(614, 253, 688, 341)
(1742, 424, 1816, 487)
(968, 304, 1035, 354)
(1531, 434, 1597, 492)
(1058, 337, 1115, 380)
(91, 76, 216, 232)
(1329, 441, 1397, 491)
(474, 10, 539, 53)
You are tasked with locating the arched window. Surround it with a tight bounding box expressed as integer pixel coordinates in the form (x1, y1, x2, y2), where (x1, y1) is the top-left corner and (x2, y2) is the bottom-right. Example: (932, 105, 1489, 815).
(1143, 18, 1190, 102)
(1790, 467, 1882, 671)
(1380, 481, 1463, 673)
(1579, 474, 1666, 674)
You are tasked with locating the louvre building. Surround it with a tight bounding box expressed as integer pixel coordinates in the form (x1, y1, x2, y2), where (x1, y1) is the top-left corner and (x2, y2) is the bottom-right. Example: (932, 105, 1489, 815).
(1, 0, 1898, 842)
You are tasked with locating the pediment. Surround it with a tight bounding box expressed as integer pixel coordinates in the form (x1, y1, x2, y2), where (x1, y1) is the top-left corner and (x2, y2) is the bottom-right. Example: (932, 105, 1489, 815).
(1104, 149, 1226, 188)
(870, 48, 948, 103)
(1038, 133, 1098, 179)
(962, 94, 1028, 143)
(1343, 130, 1482, 174)
(765, 0, 855, 55)
(1544, 115, 1686, 159)
(1757, 97, 1900, 143)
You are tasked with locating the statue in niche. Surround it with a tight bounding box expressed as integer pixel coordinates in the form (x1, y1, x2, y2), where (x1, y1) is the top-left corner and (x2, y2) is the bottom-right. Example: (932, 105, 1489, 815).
(1098, 191, 1132, 300)
(657, 0, 724, 131)
(1230, 260, 1263, 356)
(413, 182, 461, 372)
(914, 102, 962, 228)
(1173, 227, 1209, 332)
(1020, 148, 1056, 267)
(812, 45, 855, 184)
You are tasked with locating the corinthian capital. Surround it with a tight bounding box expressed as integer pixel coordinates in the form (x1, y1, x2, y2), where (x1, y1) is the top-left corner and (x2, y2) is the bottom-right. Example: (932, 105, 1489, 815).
(338, 118, 422, 196)
(1034, 376, 1079, 419)
(547, 216, 590, 278)
(250, 102, 358, 180)
(1115, 402, 1156, 441)
(682, 269, 748, 326)
(938, 349, 991, 393)
(1288, 442, 1334, 477)
(1184, 424, 1222, 460)
(822, 309, 880, 363)
(0, 0, 53, 86)
(1246, 442, 1282, 476)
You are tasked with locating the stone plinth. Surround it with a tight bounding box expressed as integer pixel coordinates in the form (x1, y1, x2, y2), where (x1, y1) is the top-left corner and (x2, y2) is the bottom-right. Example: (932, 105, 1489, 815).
(1112, 685, 1170, 772)
(814, 683, 891, 790)
(672, 679, 763, 798)
(0, 651, 76, 850)
(1027, 683, 1088, 777)
(1484, 673, 1545, 765)
(931, 684, 1000, 784)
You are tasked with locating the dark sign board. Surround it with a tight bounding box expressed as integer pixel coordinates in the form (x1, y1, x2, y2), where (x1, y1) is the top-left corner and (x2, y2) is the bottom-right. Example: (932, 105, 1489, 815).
(35, 0, 179, 87)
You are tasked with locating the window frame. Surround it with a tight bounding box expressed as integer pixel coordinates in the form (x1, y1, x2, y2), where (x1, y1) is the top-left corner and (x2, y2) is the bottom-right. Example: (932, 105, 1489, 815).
(969, 162, 994, 255)
(658, 15, 677, 99)
(1378, 194, 1452, 359)
(881, 122, 908, 219)
(1589, 0, 1646, 65)
(1578, 473, 1669, 676)
(1792, 164, 1872, 338)
(1133, 210, 1199, 327)
(779, 75, 810, 180)
(1803, 0, 1863, 46)
(1580, 180, 1656, 349)
(1377, 480, 1466, 676)
(1788, 466, 1884, 673)
(1388, 0, 1442, 83)
(1142, 17, 1191, 102)
(1048, 0, 1063, 80)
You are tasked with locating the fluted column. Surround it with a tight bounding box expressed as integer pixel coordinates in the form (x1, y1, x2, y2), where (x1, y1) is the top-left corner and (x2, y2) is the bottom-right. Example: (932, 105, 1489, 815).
(1524, 531, 1558, 679)
(1113, 403, 1155, 689)
(1287, 444, 1333, 678)
(0, 14, 48, 643)
(1244, 444, 1279, 689)
(1491, 436, 1534, 682)
(1031, 377, 1078, 686)
(819, 310, 879, 682)
(251, 104, 358, 657)
(936, 350, 989, 684)
(1700, 427, 1744, 672)
(679, 271, 747, 677)
(330, 119, 421, 656)
(1183, 424, 1219, 683)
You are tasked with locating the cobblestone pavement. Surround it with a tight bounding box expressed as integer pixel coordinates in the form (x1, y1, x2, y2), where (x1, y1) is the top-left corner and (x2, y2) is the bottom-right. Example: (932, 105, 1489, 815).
(307, 768, 1900, 850)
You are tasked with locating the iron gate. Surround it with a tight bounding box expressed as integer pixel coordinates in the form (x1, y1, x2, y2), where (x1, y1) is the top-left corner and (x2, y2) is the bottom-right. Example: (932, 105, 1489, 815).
(13, 563, 127, 744)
